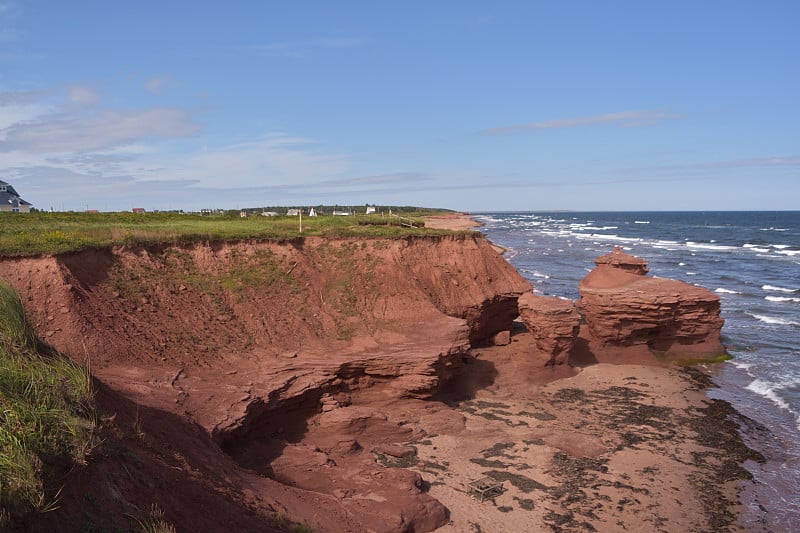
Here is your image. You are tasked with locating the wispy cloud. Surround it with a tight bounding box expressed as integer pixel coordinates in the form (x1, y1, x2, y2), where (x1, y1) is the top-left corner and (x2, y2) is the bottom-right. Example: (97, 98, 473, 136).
(0, 107, 200, 153)
(0, 90, 51, 131)
(318, 172, 430, 188)
(0, 1, 20, 42)
(699, 156, 800, 169)
(0, 89, 43, 106)
(617, 155, 800, 178)
(0, 27, 19, 41)
(234, 37, 367, 58)
(66, 84, 100, 107)
(482, 110, 682, 136)
(139, 134, 349, 188)
(146, 76, 174, 94)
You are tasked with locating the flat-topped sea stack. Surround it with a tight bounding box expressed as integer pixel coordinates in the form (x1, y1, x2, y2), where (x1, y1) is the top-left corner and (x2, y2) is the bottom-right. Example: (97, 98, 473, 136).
(517, 292, 581, 366)
(577, 247, 725, 359)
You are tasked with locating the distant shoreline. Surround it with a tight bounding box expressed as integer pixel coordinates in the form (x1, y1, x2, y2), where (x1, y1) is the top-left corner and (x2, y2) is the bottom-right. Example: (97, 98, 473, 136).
(424, 213, 509, 254)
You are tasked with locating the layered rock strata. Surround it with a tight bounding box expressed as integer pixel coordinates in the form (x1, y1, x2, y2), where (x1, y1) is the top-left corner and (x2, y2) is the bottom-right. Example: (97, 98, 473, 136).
(0, 233, 530, 533)
(577, 247, 724, 356)
(517, 292, 581, 365)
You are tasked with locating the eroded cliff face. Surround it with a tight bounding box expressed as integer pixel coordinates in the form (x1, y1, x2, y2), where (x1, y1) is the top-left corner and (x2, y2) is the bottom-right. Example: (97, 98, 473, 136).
(517, 293, 581, 366)
(0, 233, 530, 533)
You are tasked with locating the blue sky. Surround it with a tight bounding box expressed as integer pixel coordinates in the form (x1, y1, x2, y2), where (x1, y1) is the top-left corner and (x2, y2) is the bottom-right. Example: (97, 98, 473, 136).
(1, 1, 798, 212)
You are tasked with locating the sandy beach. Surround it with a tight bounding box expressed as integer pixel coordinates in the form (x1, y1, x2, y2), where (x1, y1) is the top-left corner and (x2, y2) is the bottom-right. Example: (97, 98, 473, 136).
(411, 212, 760, 532)
(408, 334, 757, 531)
(425, 213, 507, 254)
(423, 213, 484, 231)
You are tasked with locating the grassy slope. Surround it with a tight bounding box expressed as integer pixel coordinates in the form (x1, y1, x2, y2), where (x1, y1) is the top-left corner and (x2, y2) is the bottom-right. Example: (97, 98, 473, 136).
(0, 211, 461, 257)
(0, 280, 95, 526)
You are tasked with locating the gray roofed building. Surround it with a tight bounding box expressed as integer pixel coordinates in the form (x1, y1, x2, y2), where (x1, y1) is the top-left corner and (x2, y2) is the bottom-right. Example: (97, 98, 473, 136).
(0, 180, 33, 213)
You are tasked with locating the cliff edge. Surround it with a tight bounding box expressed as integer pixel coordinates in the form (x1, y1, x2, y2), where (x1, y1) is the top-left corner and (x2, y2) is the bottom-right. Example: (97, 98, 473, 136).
(0, 233, 530, 532)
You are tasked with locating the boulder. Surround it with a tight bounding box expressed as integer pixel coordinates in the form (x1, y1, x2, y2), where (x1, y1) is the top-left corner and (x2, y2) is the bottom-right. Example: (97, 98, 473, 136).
(517, 293, 581, 366)
(491, 330, 511, 346)
(577, 250, 724, 357)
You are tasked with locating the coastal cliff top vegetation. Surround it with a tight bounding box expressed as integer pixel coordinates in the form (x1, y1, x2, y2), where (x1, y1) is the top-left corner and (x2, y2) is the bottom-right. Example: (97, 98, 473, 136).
(0, 280, 95, 526)
(0, 208, 461, 257)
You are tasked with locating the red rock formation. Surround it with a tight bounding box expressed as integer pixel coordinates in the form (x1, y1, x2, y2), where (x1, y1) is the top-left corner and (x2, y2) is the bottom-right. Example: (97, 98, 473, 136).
(0, 233, 528, 533)
(577, 249, 724, 357)
(517, 292, 581, 366)
(593, 246, 649, 274)
(399, 236, 531, 344)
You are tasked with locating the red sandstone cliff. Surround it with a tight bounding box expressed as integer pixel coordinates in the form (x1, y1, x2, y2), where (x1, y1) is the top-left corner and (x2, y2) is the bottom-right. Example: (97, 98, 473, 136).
(517, 293, 581, 366)
(0, 233, 530, 533)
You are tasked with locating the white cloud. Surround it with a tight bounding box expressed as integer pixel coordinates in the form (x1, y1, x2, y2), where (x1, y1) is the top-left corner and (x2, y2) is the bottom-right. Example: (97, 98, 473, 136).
(0, 89, 42, 106)
(0, 90, 51, 132)
(66, 84, 100, 107)
(0, 83, 359, 210)
(139, 134, 349, 188)
(146, 76, 174, 94)
(482, 110, 682, 135)
(0, 107, 200, 153)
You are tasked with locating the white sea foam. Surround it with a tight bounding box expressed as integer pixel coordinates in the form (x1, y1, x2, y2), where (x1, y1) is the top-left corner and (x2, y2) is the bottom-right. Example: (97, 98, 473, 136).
(715, 288, 741, 294)
(578, 233, 641, 243)
(634, 220, 650, 224)
(763, 285, 797, 293)
(686, 241, 737, 251)
(747, 313, 799, 326)
(747, 379, 794, 412)
(730, 360, 753, 371)
(765, 296, 800, 303)
(686, 272, 698, 276)
(776, 249, 800, 257)
(743, 244, 770, 253)
(679, 262, 687, 266)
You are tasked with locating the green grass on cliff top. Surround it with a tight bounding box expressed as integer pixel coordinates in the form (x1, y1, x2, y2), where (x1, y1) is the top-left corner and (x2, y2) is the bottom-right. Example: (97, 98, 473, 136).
(0, 209, 463, 257)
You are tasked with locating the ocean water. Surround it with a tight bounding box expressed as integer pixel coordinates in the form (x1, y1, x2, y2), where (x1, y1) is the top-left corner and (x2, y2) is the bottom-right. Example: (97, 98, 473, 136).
(474, 211, 800, 531)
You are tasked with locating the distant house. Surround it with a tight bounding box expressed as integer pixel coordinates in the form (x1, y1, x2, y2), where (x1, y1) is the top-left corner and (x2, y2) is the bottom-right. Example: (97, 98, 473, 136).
(132, 207, 146, 214)
(0, 179, 33, 213)
(286, 208, 301, 216)
(365, 206, 376, 215)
